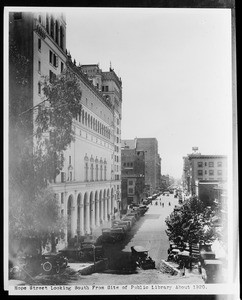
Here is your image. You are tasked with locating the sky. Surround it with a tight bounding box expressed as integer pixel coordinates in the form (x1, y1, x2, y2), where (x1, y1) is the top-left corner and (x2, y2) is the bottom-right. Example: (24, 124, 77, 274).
(65, 8, 233, 179)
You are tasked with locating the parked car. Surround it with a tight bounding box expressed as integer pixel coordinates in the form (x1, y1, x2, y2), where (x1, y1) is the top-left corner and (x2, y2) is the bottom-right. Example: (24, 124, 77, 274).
(79, 240, 104, 261)
(131, 246, 155, 270)
(41, 252, 68, 274)
(202, 259, 223, 283)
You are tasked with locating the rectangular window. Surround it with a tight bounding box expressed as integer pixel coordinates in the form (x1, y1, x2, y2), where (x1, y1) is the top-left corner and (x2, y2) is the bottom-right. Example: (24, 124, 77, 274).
(54, 54, 58, 67)
(205, 162, 207, 166)
(123, 163, 126, 167)
(217, 161, 222, 167)
(129, 180, 133, 185)
(61, 193, 64, 204)
(38, 38, 41, 51)
(46, 13, 49, 33)
(105, 86, 109, 92)
(49, 50, 53, 64)
(61, 62, 64, 72)
(217, 170, 222, 176)
(61, 209, 64, 216)
(198, 162, 203, 167)
(205, 170, 207, 175)
(209, 170, 214, 175)
(117, 137, 119, 143)
(38, 82, 41, 95)
(209, 162, 214, 167)
(69, 156, 71, 165)
(128, 188, 134, 194)
(38, 60, 41, 74)
(61, 172, 66, 183)
(198, 170, 203, 176)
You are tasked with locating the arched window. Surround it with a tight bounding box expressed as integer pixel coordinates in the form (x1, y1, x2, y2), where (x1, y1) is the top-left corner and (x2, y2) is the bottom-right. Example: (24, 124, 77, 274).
(85, 162, 88, 181)
(95, 164, 99, 181)
(88, 114, 90, 127)
(100, 165, 103, 181)
(85, 112, 87, 126)
(104, 165, 107, 180)
(90, 164, 94, 181)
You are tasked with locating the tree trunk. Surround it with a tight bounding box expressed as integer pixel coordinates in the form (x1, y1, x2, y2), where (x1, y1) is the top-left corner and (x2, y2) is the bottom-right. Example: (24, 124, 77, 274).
(189, 243, 193, 271)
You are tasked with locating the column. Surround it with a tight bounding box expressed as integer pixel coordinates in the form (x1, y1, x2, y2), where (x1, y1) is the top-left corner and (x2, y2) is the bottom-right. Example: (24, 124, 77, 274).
(80, 204, 84, 236)
(85, 202, 90, 234)
(104, 197, 107, 221)
(71, 201, 78, 238)
(107, 196, 111, 215)
(96, 200, 100, 226)
(90, 200, 95, 230)
(100, 198, 103, 223)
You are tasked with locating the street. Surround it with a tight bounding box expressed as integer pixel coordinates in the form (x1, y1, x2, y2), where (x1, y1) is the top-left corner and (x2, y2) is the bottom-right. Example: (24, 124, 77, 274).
(44, 194, 203, 285)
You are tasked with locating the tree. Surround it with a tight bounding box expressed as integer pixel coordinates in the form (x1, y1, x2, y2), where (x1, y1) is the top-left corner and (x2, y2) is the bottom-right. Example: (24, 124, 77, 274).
(165, 196, 219, 270)
(9, 41, 82, 257)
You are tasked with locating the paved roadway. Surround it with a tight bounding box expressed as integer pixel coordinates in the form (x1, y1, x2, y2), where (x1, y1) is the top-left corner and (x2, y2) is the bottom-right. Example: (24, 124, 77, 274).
(121, 193, 178, 268)
(33, 193, 203, 285)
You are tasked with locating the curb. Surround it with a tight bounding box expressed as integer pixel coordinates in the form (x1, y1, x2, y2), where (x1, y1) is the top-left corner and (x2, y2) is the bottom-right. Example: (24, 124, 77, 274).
(78, 258, 108, 275)
(160, 259, 180, 275)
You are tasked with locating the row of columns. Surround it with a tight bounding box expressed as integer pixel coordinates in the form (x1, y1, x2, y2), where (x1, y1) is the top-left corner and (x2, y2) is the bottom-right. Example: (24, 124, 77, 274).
(68, 194, 114, 239)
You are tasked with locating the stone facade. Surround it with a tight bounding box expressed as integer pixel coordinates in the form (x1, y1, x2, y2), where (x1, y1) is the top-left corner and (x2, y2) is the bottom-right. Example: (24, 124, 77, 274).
(9, 12, 122, 248)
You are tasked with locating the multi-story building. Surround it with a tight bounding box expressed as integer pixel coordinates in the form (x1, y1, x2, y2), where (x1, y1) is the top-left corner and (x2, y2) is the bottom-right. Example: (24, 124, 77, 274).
(136, 138, 161, 195)
(53, 62, 122, 242)
(9, 12, 122, 247)
(9, 11, 67, 145)
(121, 139, 145, 209)
(183, 153, 227, 197)
(121, 138, 161, 197)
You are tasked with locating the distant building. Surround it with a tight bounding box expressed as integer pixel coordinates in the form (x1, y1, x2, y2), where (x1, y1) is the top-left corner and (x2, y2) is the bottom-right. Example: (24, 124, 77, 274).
(121, 139, 145, 210)
(136, 138, 161, 195)
(183, 153, 227, 197)
(121, 138, 161, 197)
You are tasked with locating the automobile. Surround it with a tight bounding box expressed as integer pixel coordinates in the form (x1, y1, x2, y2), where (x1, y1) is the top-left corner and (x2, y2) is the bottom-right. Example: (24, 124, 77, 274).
(202, 259, 223, 283)
(79, 242, 104, 262)
(131, 246, 155, 270)
(100, 228, 116, 244)
(138, 205, 148, 215)
(122, 216, 136, 226)
(41, 252, 68, 274)
(129, 203, 140, 209)
(115, 221, 131, 231)
(127, 210, 140, 220)
(167, 248, 180, 262)
(110, 227, 126, 241)
(112, 222, 128, 233)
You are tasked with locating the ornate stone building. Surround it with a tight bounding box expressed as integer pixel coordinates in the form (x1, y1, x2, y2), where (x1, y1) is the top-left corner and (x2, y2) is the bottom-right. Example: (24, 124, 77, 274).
(9, 12, 122, 247)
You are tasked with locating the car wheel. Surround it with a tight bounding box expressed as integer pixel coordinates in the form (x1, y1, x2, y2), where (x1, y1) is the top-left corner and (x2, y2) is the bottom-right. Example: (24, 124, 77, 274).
(42, 261, 53, 274)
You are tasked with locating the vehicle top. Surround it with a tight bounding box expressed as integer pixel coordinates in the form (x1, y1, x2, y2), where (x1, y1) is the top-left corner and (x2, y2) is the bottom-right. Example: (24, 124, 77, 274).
(131, 245, 149, 252)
